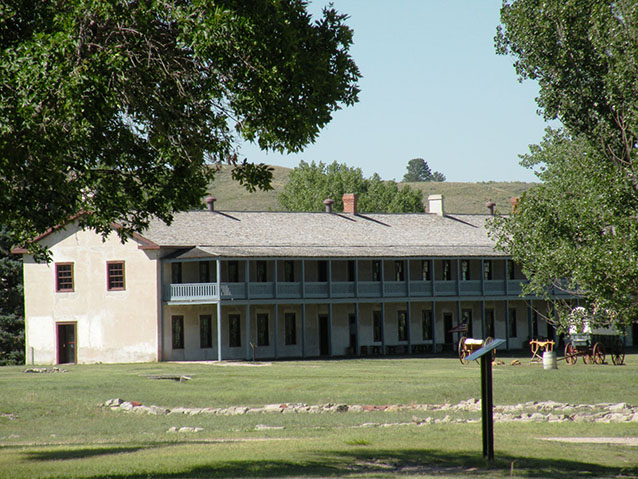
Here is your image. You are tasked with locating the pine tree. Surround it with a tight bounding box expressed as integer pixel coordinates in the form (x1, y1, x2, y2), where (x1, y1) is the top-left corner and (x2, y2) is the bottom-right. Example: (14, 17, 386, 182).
(0, 226, 24, 365)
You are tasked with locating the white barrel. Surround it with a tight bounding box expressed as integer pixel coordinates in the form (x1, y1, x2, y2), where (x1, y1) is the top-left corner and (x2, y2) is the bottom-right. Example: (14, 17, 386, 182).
(543, 350, 558, 370)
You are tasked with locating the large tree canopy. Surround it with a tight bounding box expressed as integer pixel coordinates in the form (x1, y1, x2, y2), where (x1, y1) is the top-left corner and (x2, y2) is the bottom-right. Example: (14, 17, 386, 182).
(279, 161, 424, 213)
(1, 0, 360, 258)
(496, 0, 638, 167)
(489, 129, 638, 331)
(493, 0, 638, 329)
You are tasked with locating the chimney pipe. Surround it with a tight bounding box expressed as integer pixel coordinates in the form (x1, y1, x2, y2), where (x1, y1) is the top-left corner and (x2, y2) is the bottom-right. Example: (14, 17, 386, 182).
(342, 193, 358, 215)
(428, 194, 445, 216)
(323, 198, 334, 213)
(485, 199, 496, 215)
(205, 195, 216, 211)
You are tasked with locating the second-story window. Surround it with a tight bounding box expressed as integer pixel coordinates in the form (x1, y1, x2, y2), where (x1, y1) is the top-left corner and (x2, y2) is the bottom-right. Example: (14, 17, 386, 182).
(372, 260, 381, 281)
(171, 262, 182, 284)
(483, 260, 493, 280)
(318, 261, 328, 282)
(107, 261, 125, 290)
(421, 260, 431, 281)
(256, 261, 268, 282)
(228, 261, 239, 282)
(507, 260, 516, 280)
(55, 263, 74, 292)
(347, 260, 356, 282)
(442, 260, 452, 281)
(394, 261, 405, 281)
(461, 260, 470, 281)
(283, 261, 295, 282)
(199, 261, 210, 283)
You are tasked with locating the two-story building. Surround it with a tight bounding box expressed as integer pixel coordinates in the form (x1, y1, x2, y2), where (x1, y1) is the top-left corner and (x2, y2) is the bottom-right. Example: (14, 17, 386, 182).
(15, 194, 581, 364)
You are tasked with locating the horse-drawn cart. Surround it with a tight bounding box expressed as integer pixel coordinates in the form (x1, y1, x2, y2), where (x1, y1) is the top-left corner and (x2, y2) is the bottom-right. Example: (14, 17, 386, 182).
(564, 321, 625, 365)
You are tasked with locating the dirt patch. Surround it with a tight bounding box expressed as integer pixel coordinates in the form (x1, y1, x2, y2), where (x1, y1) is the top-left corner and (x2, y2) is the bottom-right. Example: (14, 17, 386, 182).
(540, 437, 638, 446)
(169, 361, 272, 367)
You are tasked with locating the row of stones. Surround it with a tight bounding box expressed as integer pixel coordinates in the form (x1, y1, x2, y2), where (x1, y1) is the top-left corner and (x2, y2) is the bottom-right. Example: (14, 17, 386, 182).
(101, 398, 638, 423)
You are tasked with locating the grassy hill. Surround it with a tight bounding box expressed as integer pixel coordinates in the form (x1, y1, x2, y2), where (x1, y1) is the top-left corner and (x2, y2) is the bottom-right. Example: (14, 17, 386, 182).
(207, 165, 536, 214)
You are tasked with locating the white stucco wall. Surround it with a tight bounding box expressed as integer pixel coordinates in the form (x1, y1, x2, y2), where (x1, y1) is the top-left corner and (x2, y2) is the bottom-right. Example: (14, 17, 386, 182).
(22, 224, 160, 364)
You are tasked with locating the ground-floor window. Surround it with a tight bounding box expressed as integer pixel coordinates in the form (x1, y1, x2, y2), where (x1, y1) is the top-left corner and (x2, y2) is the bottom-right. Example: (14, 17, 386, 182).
(229, 314, 241, 347)
(285, 312, 296, 345)
(422, 310, 433, 340)
(509, 309, 518, 338)
(257, 313, 269, 346)
(172, 316, 184, 349)
(200, 314, 212, 348)
(397, 311, 408, 341)
(373, 311, 382, 342)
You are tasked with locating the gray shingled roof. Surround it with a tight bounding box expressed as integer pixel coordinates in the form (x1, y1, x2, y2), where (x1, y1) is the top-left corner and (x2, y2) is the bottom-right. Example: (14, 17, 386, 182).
(143, 211, 504, 258)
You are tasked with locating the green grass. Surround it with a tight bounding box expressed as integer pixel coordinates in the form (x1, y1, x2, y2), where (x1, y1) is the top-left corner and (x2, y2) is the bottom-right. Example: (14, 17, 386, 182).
(206, 164, 535, 214)
(1, 356, 637, 478)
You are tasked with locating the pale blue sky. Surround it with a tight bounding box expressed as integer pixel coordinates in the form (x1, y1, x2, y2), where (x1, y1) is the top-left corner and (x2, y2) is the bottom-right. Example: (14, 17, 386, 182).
(240, 1, 548, 182)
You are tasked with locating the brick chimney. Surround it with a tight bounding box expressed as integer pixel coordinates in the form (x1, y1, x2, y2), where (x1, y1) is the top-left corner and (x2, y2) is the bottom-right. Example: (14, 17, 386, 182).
(428, 194, 445, 216)
(342, 193, 358, 214)
(205, 195, 216, 211)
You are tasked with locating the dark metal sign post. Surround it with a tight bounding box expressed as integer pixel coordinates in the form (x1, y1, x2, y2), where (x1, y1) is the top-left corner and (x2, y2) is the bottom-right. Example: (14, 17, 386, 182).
(466, 338, 506, 462)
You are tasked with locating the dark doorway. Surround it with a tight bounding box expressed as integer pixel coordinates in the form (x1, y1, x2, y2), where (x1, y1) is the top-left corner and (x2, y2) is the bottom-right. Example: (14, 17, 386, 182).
(485, 309, 495, 338)
(319, 314, 330, 356)
(444, 313, 453, 351)
(57, 323, 76, 364)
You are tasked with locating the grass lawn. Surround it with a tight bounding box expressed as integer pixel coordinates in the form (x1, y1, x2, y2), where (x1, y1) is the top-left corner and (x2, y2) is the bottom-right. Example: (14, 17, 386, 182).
(1, 355, 637, 478)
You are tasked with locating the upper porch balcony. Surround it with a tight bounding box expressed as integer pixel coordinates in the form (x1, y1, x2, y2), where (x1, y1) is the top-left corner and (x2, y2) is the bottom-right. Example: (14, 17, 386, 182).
(161, 258, 564, 303)
(163, 278, 534, 303)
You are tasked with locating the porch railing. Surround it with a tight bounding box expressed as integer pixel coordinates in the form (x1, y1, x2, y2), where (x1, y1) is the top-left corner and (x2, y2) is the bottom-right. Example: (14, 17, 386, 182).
(163, 278, 536, 302)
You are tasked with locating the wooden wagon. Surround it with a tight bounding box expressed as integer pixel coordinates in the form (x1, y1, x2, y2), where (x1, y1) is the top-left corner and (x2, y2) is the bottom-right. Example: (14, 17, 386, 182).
(458, 336, 494, 364)
(564, 321, 625, 365)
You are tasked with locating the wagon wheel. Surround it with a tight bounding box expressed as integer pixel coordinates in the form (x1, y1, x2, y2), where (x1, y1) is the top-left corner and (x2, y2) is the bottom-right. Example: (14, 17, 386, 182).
(458, 336, 469, 364)
(582, 351, 591, 364)
(564, 342, 577, 365)
(611, 340, 625, 366)
(592, 343, 605, 365)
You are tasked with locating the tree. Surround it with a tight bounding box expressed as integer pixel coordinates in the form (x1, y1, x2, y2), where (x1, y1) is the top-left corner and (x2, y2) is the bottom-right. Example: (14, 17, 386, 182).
(0, 226, 24, 365)
(491, 0, 638, 330)
(279, 161, 424, 213)
(402, 158, 446, 182)
(1, 0, 360, 259)
(431, 171, 446, 182)
(402, 158, 432, 182)
(496, 0, 638, 167)
(489, 130, 638, 331)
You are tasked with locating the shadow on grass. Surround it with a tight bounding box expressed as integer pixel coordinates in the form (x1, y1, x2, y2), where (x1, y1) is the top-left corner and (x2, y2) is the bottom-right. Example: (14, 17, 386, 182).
(26, 445, 153, 461)
(58, 446, 636, 479)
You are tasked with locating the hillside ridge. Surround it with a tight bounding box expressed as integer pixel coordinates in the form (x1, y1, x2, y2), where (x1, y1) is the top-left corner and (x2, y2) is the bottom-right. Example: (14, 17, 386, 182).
(208, 165, 536, 215)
